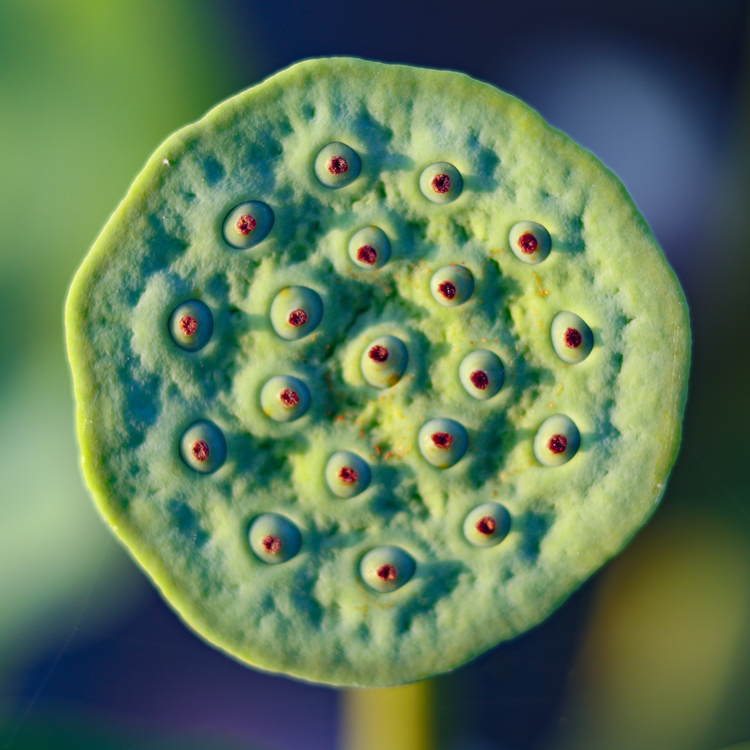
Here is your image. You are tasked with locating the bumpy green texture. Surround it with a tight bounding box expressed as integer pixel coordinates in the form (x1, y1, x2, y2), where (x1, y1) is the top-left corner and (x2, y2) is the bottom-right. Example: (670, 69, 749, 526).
(65, 57, 690, 687)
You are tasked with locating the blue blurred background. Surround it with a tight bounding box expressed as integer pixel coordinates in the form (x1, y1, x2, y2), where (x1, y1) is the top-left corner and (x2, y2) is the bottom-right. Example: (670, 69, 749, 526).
(1, 0, 749, 748)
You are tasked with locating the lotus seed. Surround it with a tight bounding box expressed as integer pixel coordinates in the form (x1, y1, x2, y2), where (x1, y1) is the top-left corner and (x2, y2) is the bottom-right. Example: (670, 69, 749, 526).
(260, 375, 311, 423)
(348, 226, 391, 270)
(550, 311, 594, 364)
(430, 265, 474, 307)
(325, 450, 372, 498)
(463, 503, 511, 548)
(169, 300, 213, 352)
(509, 221, 552, 264)
(361, 335, 408, 389)
(459, 350, 505, 400)
(249, 513, 302, 564)
(179, 420, 227, 474)
(270, 286, 323, 340)
(360, 546, 416, 593)
(533, 414, 581, 467)
(222, 201, 275, 249)
(419, 162, 463, 204)
(418, 418, 469, 469)
(314, 142, 361, 188)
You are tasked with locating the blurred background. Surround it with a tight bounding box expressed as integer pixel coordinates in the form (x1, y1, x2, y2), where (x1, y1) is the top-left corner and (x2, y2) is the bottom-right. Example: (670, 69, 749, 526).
(1, 0, 749, 748)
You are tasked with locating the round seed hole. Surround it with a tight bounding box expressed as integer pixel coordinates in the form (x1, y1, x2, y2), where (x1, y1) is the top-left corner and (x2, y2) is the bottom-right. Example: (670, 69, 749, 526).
(179, 419, 227, 474)
(222, 201, 274, 249)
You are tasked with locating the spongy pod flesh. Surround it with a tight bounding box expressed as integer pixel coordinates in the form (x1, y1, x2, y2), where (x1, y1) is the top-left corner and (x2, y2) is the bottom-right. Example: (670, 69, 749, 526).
(65, 57, 690, 687)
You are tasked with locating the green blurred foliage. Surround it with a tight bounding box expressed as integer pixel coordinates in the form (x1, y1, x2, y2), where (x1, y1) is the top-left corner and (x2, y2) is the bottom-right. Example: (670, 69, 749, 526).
(0, 0, 256, 689)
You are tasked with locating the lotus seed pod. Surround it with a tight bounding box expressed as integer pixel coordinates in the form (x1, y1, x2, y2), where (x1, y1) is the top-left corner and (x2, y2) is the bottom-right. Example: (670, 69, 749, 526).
(550, 310, 594, 364)
(348, 226, 391, 270)
(419, 162, 463, 204)
(180, 420, 227, 474)
(459, 349, 505, 400)
(430, 265, 475, 307)
(314, 141, 361, 188)
(360, 546, 416, 593)
(169, 300, 213, 352)
(464, 503, 512, 548)
(509, 220, 552, 264)
(249, 513, 302, 564)
(270, 286, 323, 340)
(418, 418, 469, 469)
(222, 200, 275, 249)
(260, 375, 311, 423)
(533, 414, 581, 467)
(361, 335, 408, 389)
(325, 451, 371, 498)
(66, 58, 690, 688)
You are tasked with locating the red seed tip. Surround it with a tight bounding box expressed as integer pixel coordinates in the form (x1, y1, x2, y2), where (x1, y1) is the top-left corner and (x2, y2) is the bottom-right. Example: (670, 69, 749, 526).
(236, 214, 257, 235)
(180, 315, 198, 336)
(565, 327, 583, 349)
(431, 173, 451, 193)
(377, 564, 397, 581)
(476, 516, 497, 536)
(438, 281, 456, 299)
(548, 434, 567, 454)
(262, 535, 282, 554)
(288, 309, 308, 327)
(327, 156, 348, 175)
(432, 432, 453, 449)
(357, 245, 378, 265)
(339, 466, 358, 484)
(518, 232, 538, 254)
(470, 370, 489, 390)
(192, 440, 210, 462)
(369, 345, 389, 362)
(280, 388, 300, 408)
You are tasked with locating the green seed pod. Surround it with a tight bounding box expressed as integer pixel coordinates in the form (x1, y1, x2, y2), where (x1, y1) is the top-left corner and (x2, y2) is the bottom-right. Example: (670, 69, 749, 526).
(419, 162, 463, 204)
(463, 503, 512, 548)
(533, 414, 581, 467)
(270, 286, 323, 340)
(222, 201, 275, 249)
(348, 226, 391, 270)
(361, 335, 408, 389)
(314, 141, 361, 188)
(249, 513, 302, 564)
(325, 451, 372, 498)
(67, 58, 690, 688)
(168, 300, 213, 352)
(430, 265, 475, 307)
(550, 311, 594, 364)
(459, 350, 505, 400)
(260, 375, 310, 423)
(509, 220, 552, 264)
(418, 418, 469, 469)
(179, 419, 227, 474)
(360, 546, 416, 593)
